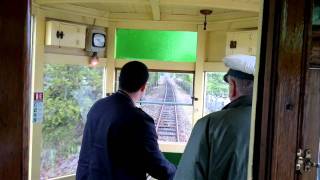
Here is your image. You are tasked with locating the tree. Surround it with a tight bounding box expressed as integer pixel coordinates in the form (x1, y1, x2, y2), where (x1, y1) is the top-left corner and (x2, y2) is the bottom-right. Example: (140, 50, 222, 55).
(41, 64, 103, 176)
(206, 72, 228, 97)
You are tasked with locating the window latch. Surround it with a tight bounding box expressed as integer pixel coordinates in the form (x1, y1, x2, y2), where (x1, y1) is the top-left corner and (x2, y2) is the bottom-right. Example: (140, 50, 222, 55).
(191, 96, 198, 101)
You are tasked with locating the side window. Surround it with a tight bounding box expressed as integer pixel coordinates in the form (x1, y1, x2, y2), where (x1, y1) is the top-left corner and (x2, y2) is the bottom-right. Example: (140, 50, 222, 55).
(41, 64, 104, 179)
(203, 72, 230, 116)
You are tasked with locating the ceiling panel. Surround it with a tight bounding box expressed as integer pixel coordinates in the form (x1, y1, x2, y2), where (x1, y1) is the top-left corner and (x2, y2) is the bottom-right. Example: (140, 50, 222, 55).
(161, 5, 240, 16)
(207, 11, 258, 21)
(38, 0, 259, 22)
(75, 3, 151, 13)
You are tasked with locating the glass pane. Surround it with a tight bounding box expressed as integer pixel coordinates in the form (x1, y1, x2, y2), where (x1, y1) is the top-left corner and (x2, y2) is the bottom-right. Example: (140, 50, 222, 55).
(313, 0, 320, 26)
(203, 72, 230, 116)
(116, 70, 194, 105)
(115, 70, 194, 142)
(313, 0, 320, 33)
(141, 104, 193, 143)
(116, 29, 197, 62)
(143, 72, 193, 104)
(41, 64, 104, 179)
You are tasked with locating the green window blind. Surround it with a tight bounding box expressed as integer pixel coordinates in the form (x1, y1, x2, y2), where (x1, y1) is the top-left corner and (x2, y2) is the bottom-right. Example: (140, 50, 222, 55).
(116, 29, 197, 62)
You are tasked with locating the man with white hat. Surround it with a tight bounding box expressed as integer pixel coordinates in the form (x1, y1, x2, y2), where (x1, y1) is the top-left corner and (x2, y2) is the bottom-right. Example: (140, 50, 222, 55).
(174, 54, 255, 180)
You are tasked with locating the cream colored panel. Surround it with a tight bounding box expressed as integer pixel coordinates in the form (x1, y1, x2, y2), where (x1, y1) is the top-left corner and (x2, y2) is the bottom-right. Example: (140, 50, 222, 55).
(115, 60, 195, 72)
(114, 20, 197, 32)
(44, 53, 107, 66)
(226, 32, 235, 56)
(206, 31, 227, 62)
(42, 6, 109, 27)
(159, 142, 185, 153)
(225, 30, 258, 56)
(59, 22, 86, 48)
(229, 19, 258, 29)
(106, 24, 116, 93)
(203, 62, 228, 72)
(45, 21, 87, 49)
(133, 4, 151, 13)
(193, 26, 206, 123)
(248, 0, 263, 178)
(75, 3, 150, 13)
(45, 21, 60, 46)
(31, 11, 46, 180)
(250, 30, 258, 55)
(110, 13, 152, 21)
(233, 31, 252, 55)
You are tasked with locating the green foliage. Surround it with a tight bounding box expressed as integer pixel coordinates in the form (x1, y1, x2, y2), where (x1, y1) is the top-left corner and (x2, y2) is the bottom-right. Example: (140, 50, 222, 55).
(42, 64, 103, 166)
(175, 73, 193, 94)
(206, 72, 228, 97)
(148, 72, 159, 87)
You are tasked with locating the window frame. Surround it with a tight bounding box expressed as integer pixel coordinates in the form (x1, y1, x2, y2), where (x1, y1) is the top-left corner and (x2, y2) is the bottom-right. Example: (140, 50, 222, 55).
(39, 55, 107, 179)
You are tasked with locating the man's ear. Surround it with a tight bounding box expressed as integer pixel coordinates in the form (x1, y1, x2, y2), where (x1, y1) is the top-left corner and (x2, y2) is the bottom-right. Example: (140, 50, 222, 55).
(230, 79, 237, 98)
(140, 83, 147, 92)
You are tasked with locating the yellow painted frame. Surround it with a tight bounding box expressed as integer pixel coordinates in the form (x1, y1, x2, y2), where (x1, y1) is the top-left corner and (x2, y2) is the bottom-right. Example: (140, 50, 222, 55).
(30, 2, 262, 180)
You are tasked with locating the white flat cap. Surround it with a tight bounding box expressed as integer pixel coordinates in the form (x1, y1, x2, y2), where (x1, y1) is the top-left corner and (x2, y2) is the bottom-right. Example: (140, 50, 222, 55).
(223, 54, 256, 82)
(224, 54, 256, 75)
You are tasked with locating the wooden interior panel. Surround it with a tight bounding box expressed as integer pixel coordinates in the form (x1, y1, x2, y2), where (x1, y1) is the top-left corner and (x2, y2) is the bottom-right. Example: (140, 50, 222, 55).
(253, 0, 308, 179)
(0, 0, 31, 179)
(271, 0, 306, 176)
(299, 69, 320, 180)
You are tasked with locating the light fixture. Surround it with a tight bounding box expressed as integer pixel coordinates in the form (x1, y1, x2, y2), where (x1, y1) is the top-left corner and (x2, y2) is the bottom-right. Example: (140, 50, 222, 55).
(200, 9, 213, 30)
(89, 52, 99, 67)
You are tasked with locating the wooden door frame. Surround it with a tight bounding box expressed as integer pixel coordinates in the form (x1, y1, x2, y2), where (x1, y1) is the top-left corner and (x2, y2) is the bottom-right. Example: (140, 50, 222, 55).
(253, 0, 312, 179)
(0, 0, 31, 179)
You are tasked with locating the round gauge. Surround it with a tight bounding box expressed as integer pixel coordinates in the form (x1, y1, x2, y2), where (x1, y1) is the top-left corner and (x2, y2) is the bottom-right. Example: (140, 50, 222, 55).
(93, 33, 106, 47)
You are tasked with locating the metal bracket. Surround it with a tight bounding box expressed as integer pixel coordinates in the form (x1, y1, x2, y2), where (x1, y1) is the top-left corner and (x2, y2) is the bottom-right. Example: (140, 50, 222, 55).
(296, 148, 320, 174)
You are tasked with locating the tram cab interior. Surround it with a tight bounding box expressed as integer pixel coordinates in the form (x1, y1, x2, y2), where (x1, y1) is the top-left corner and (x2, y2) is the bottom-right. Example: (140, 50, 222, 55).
(29, 0, 261, 179)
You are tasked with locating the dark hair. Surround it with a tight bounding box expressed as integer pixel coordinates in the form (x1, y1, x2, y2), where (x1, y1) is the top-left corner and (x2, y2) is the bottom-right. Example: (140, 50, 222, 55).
(119, 61, 149, 93)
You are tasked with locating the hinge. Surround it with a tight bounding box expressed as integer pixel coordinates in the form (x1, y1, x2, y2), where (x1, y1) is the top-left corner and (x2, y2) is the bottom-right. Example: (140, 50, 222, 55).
(295, 148, 320, 174)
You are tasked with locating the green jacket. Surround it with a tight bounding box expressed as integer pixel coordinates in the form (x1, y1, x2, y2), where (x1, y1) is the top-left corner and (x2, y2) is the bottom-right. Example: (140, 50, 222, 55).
(174, 96, 252, 180)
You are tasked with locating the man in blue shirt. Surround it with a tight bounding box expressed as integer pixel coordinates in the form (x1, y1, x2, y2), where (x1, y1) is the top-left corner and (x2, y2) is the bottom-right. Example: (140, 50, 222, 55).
(76, 61, 176, 180)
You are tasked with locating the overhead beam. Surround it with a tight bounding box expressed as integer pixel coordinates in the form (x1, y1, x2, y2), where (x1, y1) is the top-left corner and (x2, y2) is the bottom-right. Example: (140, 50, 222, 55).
(161, 0, 260, 12)
(149, 0, 160, 21)
(43, 4, 109, 17)
(35, 0, 149, 5)
(109, 12, 258, 24)
(39, 5, 110, 26)
(36, 0, 259, 12)
(110, 13, 152, 20)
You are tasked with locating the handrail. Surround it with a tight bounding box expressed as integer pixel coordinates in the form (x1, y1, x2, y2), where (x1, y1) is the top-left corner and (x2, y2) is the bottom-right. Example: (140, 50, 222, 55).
(137, 101, 193, 106)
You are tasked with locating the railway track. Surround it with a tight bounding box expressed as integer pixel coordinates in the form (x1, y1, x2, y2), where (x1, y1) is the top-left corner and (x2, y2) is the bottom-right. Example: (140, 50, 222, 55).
(156, 79, 179, 142)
